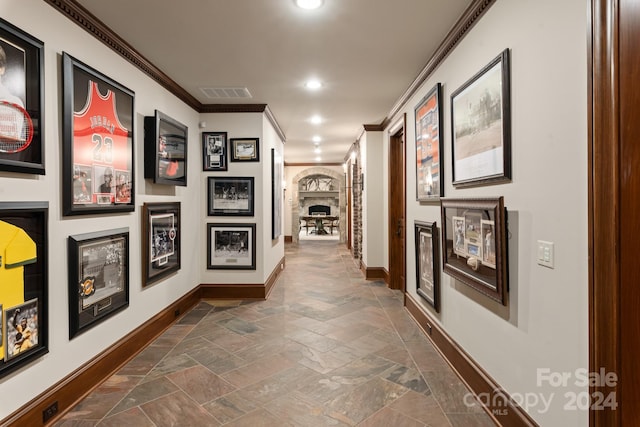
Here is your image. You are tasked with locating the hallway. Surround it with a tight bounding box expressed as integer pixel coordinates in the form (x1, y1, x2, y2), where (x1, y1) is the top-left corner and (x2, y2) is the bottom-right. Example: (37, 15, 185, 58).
(55, 241, 494, 426)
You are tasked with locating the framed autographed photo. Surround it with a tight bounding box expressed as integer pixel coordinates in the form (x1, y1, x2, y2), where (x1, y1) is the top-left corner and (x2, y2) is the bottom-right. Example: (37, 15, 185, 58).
(230, 138, 259, 162)
(451, 49, 511, 187)
(68, 228, 129, 338)
(145, 110, 188, 186)
(414, 83, 443, 201)
(0, 202, 48, 378)
(207, 223, 256, 270)
(440, 197, 507, 305)
(0, 19, 44, 175)
(142, 202, 181, 287)
(207, 176, 255, 216)
(271, 148, 283, 239)
(62, 53, 135, 216)
(414, 221, 440, 312)
(202, 131, 227, 171)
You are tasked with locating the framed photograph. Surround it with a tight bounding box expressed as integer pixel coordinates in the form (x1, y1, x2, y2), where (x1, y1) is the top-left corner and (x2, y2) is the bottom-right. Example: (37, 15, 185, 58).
(68, 228, 129, 339)
(207, 176, 255, 216)
(207, 223, 256, 270)
(62, 52, 135, 215)
(415, 83, 443, 201)
(271, 148, 283, 239)
(415, 221, 440, 312)
(230, 138, 259, 162)
(144, 110, 187, 186)
(0, 19, 44, 175)
(450, 49, 511, 187)
(142, 202, 181, 287)
(202, 131, 227, 171)
(0, 202, 48, 377)
(440, 197, 508, 305)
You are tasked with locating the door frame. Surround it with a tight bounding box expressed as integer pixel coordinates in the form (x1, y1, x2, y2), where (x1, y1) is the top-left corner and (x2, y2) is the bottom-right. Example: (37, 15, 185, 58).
(387, 114, 406, 292)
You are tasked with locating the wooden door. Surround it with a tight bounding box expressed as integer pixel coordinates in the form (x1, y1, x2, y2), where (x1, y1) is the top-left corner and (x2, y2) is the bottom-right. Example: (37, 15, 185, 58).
(388, 115, 406, 291)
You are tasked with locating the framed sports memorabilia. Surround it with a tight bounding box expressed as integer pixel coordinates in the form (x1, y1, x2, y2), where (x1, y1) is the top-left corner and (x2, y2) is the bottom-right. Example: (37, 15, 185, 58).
(142, 202, 181, 287)
(0, 18, 45, 175)
(414, 83, 443, 201)
(202, 131, 227, 171)
(62, 53, 135, 216)
(440, 197, 508, 305)
(207, 223, 256, 270)
(0, 202, 48, 378)
(230, 138, 259, 162)
(68, 228, 129, 339)
(271, 148, 283, 239)
(451, 49, 511, 187)
(414, 220, 440, 312)
(144, 110, 188, 186)
(207, 176, 255, 216)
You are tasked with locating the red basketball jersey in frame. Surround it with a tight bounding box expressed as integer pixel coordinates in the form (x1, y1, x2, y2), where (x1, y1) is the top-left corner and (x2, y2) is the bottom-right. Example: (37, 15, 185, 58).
(73, 81, 130, 204)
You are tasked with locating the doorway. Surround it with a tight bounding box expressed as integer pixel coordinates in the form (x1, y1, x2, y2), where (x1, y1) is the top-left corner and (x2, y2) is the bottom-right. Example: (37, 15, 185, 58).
(388, 115, 406, 291)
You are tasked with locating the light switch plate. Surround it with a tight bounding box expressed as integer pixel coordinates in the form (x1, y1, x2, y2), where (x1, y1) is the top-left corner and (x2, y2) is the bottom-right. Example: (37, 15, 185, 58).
(537, 240, 554, 268)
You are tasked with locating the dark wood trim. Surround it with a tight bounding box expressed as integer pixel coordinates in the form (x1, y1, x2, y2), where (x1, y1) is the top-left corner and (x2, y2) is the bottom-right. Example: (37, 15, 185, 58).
(405, 294, 538, 427)
(363, 124, 384, 132)
(200, 103, 267, 113)
(589, 1, 620, 426)
(200, 257, 285, 300)
(382, 0, 496, 129)
(359, 260, 388, 281)
(284, 235, 293, 243)
(284, 162, 344, 167)
(2, 288, 201, 427)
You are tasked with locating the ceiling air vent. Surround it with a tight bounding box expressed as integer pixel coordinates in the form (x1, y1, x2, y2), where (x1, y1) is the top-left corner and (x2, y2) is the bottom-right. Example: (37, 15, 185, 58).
(200, 87, 252, 99)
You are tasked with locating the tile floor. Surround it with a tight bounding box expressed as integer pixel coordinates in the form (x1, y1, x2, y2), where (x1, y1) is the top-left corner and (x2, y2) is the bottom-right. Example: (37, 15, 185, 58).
(55, 240, 495, 426)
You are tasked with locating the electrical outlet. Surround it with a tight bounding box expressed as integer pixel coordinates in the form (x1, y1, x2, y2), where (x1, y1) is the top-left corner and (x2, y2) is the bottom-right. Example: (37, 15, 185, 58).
(43, 401, 58, 423)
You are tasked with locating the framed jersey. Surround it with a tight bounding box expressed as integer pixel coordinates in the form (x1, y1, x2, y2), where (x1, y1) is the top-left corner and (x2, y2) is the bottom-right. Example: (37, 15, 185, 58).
(62, 52, 135, 216)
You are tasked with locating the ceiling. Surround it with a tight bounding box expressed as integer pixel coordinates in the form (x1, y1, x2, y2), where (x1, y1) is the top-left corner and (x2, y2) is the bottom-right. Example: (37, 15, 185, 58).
(72, 0, 473, 164)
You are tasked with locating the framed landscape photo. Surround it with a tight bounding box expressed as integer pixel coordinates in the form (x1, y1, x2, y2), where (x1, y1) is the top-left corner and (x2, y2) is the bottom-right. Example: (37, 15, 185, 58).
(142, 202, 180, 287)
(144, 110, 187, 186)
(207, 223, 256, 270)
(0, 18, 45, 175)
(230, 138, 259, 162)
(68, 228, 129, 338)
(62, 52, 135, 216)
(0, 202, 48, 377)
(207, 176, 255, 216)
(202, 131, 227, 171)
(414, 221, 440, 312)
(415, 83, 443, 201)
(271, 148, 283, 239)
(440, 197, 508, 305)
(450, 49, 511, 187)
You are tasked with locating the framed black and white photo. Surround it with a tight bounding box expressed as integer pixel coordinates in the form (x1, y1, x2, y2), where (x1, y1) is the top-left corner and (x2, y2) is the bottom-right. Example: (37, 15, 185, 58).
(142, 202, 181, 287)
(415, 83, 443, 201)
(144, 110, 187, 186)
(68, 228, 129, 338)
(0, 202, 48, 377)
(207, 223, 256, 270)
(440, 197, 508, 305)
(207, 176, 255, 216)
(415, 221, 440, 312)
(202, 131, 227, 171)
(451, 49, 511, 187)
(230, 138, 259, 162)
(271, 148, 283, 239)
(0, 18, 44, 175)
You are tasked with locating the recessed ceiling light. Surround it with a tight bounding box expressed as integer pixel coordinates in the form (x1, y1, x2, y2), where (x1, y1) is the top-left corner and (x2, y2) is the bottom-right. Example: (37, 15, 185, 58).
(310, 115, 322, 124)
(296, 0, 323, 10)
(312, 135, 322, 142)
(314, 147, 321, 154)
(315, 156, 322, 162)
(305, 79, 322, 90)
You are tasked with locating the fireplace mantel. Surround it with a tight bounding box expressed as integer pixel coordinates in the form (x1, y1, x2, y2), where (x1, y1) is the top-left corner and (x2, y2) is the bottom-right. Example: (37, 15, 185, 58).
(299, 191, 339, 199)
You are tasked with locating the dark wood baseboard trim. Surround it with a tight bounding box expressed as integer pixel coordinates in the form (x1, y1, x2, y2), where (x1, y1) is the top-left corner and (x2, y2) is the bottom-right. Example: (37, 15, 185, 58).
(200, 257, 285, 300)
(3, 288, 201, 427)
(359, 260, 388, 281)
(405, 294, 538, 427)
(284, 235, 293, 243)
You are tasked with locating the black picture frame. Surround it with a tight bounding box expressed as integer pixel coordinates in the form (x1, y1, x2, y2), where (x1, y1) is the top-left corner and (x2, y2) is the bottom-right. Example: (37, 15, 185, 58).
(0, 201, 48, 378)
(202, 131, 227, 171)
(0, 18, 45, 175)
(271, 148, 283, 239)
(144, 110, 188, 186)
(440, 197, 508, 305)
(207, 176, 255, 216)
(68, 228, 129, 339)
(230, 138, 259, 162)
(207, 223, 256, 270)
(415, 220, 440, 312)
(415, 83, 443, 201)
(142, 202, 181, 287)
(62, 52, 135, 216)
(450, 49, 511, 187)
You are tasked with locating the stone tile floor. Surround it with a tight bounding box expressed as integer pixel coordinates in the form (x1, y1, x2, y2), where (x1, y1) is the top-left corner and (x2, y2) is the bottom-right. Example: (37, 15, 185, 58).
(55, 240, 495, 426)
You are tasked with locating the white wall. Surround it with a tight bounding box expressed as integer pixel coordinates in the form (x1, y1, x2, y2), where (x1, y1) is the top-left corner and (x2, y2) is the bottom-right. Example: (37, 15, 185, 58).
(381, 0, 589, 424)
(360, 131, 384, 268)
(0, 0, 201, 419)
